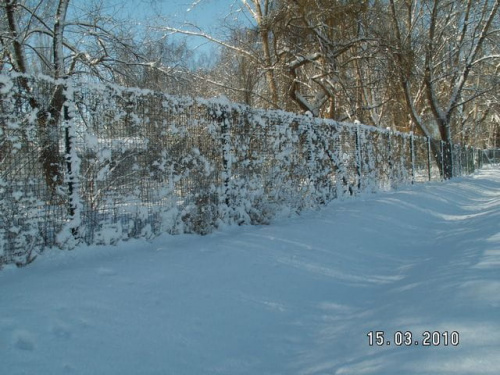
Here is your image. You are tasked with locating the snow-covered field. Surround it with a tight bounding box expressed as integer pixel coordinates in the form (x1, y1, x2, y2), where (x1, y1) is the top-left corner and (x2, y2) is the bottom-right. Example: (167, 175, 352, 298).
(1, 167, 499, 375)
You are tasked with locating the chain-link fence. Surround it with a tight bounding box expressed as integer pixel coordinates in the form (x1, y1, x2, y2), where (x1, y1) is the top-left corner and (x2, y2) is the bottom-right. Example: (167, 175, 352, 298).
(0, 74, 491, 267)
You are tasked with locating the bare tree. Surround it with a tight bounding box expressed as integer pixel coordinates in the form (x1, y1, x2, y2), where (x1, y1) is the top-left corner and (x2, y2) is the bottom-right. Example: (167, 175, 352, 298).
(155, 0, 287, 108)
(84, 0, 498, 165)
(202, 28, 262, 105)
(160, 1, 393, 121)
(0, 0, 176, 192)
(387, 0, 500, 178)
(277, 0, 381, 119)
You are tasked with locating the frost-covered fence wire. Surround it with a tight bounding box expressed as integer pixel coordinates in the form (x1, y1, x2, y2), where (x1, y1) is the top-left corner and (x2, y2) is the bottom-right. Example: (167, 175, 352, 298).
(0, 74, 487, 266)
(481, 148, 500, 165)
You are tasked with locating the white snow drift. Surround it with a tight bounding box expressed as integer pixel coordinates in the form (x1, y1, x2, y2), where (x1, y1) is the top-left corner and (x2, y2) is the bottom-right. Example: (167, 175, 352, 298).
(1, 167, 499, 374)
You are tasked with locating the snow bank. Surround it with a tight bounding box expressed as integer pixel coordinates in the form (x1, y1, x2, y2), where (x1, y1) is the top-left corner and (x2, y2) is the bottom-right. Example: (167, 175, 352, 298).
(0, 167, 499, 374)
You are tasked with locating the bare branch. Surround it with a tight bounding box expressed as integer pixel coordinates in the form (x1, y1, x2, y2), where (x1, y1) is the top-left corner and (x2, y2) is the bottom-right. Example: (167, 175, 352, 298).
(156, 26, 260, 63)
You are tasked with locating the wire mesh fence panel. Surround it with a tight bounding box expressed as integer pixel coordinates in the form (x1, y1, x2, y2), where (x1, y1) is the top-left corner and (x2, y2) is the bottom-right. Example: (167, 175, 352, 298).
(413, 136, 431, 183)
(357, 127, 395, 193)
(0, 75, 70, 265)
(482, 149, 500, 164)
(336, 125, 359, 196)
(0, 73, 494, 267)
(313, 121, 344, 200)
(389, 133, 410, 186)
(465, 146, 474, 175)
(309, 119, 344, 203)
(453, 144, 463, 177)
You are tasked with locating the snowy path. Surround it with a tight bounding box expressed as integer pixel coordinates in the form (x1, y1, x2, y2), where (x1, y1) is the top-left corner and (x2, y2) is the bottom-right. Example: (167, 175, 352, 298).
(1, 167, 499, 375)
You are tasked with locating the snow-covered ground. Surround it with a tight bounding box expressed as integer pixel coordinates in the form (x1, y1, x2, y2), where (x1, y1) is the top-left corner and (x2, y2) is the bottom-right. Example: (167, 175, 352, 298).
(1, 167, 499, 375)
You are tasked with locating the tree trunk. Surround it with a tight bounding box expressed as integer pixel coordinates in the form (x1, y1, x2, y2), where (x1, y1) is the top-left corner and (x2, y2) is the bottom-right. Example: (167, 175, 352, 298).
(429, 138, 453, 180)
(38, 84, 66, 192)
(3, 0, 71, 193)
(442, 141, 453, 179)
(252, 1, 279, 108)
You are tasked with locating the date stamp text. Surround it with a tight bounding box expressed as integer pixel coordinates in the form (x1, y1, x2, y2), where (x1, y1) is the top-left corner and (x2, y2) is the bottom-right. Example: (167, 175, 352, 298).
(367, 330, 460, 347)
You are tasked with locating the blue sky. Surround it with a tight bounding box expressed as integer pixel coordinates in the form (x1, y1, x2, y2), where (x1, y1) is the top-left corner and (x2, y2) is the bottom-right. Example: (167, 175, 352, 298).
(130, 0, 247, 56)
(68, 0, 248, 59)
(154, 0, 238, 27)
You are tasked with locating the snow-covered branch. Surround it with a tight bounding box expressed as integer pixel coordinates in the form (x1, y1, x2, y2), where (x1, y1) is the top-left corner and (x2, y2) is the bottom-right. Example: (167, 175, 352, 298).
(155, 26, 260, 63)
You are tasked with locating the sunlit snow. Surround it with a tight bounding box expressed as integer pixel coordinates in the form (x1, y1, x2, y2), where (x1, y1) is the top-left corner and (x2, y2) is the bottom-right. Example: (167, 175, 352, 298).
(1, 167, 499, 374)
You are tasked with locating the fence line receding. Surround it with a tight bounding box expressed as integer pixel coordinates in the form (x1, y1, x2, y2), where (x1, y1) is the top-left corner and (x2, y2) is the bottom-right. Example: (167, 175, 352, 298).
(0, 74, 496, 267)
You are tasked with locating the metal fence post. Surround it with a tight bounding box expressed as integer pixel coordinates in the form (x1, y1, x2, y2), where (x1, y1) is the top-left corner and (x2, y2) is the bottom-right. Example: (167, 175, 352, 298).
(387, 131, 393, 186)
(465, 145, 469, 174)
(410, 132, 415, 184)
(220, 108, 231, 208)
(458, 144, 462, 176)
(62, 78, 82, 242)
(469, 146, 473, 173)
(472, 147, 476, 172)
(440, 141, 445, 180)
(427, 136, 432, 181)
(355, 126, 362, 193)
